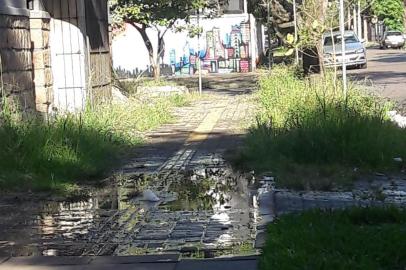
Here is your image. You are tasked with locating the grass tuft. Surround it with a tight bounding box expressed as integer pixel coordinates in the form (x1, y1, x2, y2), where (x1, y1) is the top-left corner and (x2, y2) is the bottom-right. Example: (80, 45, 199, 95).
(234, 66, 406, 190)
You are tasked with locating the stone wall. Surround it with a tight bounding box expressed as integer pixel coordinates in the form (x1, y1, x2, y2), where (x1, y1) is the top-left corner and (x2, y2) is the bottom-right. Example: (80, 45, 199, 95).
(0, 12, 35, 112)
(30, 10, 53, 113)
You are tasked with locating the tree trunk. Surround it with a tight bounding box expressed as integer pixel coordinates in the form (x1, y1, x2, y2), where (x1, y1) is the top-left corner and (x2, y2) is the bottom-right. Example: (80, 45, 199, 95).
(153, 32, 166, 80)
(131, 23, 159, 79)
(152, 64, 160, 79)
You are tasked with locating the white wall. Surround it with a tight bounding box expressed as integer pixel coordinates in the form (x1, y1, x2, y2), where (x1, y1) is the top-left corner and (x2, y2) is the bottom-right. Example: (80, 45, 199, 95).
(112, 14, 262, 76)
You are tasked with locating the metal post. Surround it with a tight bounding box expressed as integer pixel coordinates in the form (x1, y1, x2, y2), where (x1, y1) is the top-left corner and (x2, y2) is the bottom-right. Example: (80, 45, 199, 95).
(197, 9, 202, 95)
(339, 0, 348, 99)
(267, 0, 271, 70)
(293, 0, 299, 64)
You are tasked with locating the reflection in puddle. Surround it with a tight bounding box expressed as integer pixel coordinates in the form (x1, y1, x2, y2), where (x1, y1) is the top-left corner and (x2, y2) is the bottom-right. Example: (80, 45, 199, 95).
(0, 168, 267, 258)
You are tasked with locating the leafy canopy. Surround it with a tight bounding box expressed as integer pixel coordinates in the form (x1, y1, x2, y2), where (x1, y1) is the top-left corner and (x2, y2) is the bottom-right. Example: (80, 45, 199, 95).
(110, 0, 227, 29)
(371, 0, 404, 31)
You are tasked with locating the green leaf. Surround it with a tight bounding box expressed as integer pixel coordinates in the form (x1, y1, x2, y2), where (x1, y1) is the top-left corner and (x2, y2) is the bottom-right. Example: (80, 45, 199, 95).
(284, 48, 294, 56)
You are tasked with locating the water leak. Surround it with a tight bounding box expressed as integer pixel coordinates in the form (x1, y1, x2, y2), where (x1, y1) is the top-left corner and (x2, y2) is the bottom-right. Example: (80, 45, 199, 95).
(0, 167, 269, 258)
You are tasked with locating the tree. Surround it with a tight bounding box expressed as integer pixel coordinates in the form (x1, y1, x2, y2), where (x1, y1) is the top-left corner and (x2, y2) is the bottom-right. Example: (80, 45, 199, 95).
(404, 0, 406, 31)
(371, 0, 404, 31)
(248, 0, 294, 41)
(110, 0, 228, 79)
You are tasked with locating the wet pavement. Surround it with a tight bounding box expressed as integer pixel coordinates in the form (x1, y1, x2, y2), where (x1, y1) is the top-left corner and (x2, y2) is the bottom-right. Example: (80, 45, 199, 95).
(0, 254, 259, 270)
(272, 174, 406, 215)
(0, 87, 262, 258)
(0, 169, 263, 257)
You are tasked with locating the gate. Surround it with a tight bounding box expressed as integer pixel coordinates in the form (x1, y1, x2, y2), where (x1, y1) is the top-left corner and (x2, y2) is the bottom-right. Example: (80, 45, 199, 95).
(46, 0, 87, 112)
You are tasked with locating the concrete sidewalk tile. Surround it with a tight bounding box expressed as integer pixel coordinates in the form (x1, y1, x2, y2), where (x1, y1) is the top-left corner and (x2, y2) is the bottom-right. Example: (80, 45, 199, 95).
(2, 256, 91, 266)
(0, 265, 83, 270)
(90, 254, 181, 264)
(82, 262, 177, 270)
(175, 257, 258, 270)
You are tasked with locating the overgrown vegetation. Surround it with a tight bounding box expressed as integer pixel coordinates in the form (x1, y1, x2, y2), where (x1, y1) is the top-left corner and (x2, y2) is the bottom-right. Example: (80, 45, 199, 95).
(235, 66, 406, 190)
(0, 93, 194, 193)
(261, 207, 406, 269)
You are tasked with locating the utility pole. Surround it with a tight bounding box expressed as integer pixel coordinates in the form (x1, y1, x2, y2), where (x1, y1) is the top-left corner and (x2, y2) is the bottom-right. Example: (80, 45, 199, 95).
(267, 0, 272, 70)
(339, 0, 348, 99)
(293, 0, 299, 65)
(197, 9, 202, 95)
(353, 4, 357, 34)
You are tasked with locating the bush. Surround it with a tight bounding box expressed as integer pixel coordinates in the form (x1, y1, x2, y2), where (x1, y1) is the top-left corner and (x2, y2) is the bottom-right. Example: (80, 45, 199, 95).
(235, 66, 406, 189)
(261, 207, 406, 270)
(0, 94, 193, 192)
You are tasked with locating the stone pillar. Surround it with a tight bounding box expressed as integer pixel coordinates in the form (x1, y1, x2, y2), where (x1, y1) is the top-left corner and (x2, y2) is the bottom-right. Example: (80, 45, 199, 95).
(30, 10, 53, 114)
(0, 9, 35, 113)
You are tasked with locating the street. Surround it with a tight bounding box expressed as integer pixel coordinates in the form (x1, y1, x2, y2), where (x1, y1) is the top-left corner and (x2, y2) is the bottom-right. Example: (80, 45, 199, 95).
(348, 48, 406, 113)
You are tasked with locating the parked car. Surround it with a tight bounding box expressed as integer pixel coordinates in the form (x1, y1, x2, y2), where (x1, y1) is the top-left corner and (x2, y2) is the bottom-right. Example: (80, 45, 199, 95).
(322, 30, 367, 69)
(380, 31, 405, 49)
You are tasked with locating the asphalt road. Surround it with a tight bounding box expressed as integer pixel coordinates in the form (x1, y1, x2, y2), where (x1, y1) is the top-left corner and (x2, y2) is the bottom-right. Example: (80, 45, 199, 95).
(348, 48, 406, 113)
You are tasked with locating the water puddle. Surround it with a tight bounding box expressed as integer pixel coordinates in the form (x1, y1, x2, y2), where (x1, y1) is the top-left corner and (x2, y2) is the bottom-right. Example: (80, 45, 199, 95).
(0, 167, 270, 258)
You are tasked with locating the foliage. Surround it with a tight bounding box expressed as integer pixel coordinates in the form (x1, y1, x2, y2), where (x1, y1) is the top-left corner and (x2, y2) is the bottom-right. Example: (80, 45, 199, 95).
(260, 207, 406, 270)
(234, 66, 406, 190)
(0, 93, 194, 192)
(371, 0, 405, 31)
(248, 0, 293, 41)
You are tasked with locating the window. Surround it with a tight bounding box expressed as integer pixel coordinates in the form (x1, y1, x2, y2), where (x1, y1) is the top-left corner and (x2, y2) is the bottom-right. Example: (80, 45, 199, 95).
(324, 34, 359, 46)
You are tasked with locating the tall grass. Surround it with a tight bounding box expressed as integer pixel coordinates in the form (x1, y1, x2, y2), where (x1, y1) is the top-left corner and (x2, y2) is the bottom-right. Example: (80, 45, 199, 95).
(0, 94, 193, 192)
(236, 66, 406, 190)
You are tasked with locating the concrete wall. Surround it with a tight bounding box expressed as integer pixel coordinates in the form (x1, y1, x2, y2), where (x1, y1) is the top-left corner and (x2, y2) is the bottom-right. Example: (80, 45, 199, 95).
(113, 14, 262, 77)
(0, 7, 36, 112)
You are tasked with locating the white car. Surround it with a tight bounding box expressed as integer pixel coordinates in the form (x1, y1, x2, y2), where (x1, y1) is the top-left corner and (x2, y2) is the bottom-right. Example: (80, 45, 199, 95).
(323, 31, 367, 69)
(380, 31, 405, 49)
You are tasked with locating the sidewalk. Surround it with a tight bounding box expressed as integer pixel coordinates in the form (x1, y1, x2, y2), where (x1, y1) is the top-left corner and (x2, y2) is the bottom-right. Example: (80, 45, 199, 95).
(0, 255, 258, 270)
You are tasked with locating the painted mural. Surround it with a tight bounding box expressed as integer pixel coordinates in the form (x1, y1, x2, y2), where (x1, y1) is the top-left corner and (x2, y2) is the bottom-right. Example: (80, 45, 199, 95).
(170, 21, 251, 75)
(112, 15, 258, 77)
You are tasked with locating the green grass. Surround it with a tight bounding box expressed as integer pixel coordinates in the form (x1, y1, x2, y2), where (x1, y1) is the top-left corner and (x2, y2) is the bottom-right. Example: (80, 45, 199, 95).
(0, 93, 195, 193)
(234, 66, 406, 190)
(261, 207, 406, 270)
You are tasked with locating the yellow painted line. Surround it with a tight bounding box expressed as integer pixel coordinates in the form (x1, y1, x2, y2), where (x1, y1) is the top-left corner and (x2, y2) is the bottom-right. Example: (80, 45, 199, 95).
(186, 108, 225, 143)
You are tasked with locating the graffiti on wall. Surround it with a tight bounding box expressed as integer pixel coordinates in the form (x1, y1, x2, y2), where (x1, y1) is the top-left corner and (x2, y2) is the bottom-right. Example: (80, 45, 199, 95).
(170, 21, 251, 75)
